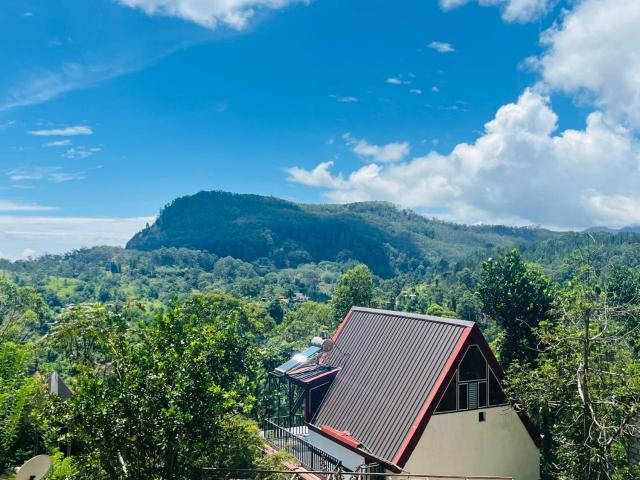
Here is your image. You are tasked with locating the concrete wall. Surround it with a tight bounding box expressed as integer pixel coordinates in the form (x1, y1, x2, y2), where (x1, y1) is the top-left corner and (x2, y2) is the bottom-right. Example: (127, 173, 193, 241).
(404, 406, 540, 480)
(307, 429, 366, 471)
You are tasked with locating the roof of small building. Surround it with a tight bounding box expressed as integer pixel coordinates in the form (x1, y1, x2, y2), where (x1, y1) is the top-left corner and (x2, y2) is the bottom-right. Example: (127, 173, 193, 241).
(311, 307, 538, 468)
(47, 371, 73, 399)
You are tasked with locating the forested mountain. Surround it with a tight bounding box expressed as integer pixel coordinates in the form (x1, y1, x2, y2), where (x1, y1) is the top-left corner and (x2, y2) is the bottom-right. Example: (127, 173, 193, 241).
(3, 191, 640, 314)
(128, 191, 568, 277)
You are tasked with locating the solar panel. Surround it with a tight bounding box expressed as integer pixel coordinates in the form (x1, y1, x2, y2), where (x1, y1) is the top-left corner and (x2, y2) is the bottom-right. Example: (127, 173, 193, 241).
(274, 346, 321, 375)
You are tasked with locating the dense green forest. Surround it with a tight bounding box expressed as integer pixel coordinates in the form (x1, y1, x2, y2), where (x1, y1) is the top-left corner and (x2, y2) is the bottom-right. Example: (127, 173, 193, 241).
(1, 191, 640, 479)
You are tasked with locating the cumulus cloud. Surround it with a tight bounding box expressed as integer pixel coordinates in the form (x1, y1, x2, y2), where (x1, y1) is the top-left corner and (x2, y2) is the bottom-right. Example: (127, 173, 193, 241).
(428, 41, 455, 53)
(287, 0, 640, 229)
(29, 126, 92, 136)
(536, 0, 640, 128)
(118, 0, 305, 30)
(343, 134, 411, 163)
(439, 0, 554, 22)
(0, 215, 154, 260)
(288, 90, 640, 228)
(410, 88, 422, 95)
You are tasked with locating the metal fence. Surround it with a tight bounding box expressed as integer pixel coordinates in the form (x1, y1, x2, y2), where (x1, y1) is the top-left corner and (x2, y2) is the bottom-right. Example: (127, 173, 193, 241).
(262, 418, 343, 472)
(202, 468, 513, 480)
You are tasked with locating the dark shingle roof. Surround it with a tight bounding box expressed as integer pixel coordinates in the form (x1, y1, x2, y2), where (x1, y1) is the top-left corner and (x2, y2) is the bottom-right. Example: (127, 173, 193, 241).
(312, 307, 473, 464)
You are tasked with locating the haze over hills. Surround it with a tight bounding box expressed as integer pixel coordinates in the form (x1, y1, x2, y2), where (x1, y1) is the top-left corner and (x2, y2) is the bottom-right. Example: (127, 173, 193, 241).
(126, 191, 567, 277)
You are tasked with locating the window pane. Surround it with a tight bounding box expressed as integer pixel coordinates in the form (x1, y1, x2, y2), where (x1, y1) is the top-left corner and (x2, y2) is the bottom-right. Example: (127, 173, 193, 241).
(459, 345, 487, 381)
(458, 383, 468, 410)
(489, 370, 507, 406)
(435, 377, 457, 413)
(479, 381, 487, 408)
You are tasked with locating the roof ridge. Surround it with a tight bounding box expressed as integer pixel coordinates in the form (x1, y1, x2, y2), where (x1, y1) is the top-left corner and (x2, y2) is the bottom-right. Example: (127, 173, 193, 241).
(350, 306, 475, 328)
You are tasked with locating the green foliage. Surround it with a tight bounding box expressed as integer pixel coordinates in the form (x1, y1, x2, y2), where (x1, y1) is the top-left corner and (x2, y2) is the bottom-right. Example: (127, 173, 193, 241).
(425, 303, 457, 318)
(330, 265, 374, 322)
(478, 249, 556, 368)
(271, 302, 334, 352)
(0, 340, 50, 473)
(58, 293, 268, 479)
(48, 304, 128, 368)
(0, 277, 49, 341)
(507, 271, 640, 479)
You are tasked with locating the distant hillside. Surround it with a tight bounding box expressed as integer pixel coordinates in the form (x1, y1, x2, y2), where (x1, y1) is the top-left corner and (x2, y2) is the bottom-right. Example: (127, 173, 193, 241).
(127, 191, 567, 277)
(585, 226, 640, 234)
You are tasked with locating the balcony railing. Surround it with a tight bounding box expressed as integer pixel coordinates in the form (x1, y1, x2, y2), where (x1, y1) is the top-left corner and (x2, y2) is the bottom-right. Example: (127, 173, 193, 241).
(262, 418, 344, 473)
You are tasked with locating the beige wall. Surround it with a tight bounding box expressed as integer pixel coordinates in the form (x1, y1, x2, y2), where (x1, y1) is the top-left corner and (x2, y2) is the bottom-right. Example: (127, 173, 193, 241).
(403, 406, 540, 480)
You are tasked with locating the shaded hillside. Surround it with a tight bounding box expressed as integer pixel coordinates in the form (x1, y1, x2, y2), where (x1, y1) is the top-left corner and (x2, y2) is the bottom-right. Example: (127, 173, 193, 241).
(126, 191, 565, 277)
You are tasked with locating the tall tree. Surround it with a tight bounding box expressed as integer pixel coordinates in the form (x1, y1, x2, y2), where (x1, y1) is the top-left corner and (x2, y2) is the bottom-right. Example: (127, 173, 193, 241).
(330, 264, 374, 322)
(478, 249, 556, 368)
(508, 277, 640, 479)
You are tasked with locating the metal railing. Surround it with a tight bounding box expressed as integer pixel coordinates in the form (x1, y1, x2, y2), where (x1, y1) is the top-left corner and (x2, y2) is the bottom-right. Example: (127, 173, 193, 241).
(262, 418, 343, 472)
(202, 468, 513, 480)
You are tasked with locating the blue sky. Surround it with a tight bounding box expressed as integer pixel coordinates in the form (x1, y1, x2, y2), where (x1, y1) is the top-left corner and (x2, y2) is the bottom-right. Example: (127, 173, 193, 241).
(1, 0, 640, 258)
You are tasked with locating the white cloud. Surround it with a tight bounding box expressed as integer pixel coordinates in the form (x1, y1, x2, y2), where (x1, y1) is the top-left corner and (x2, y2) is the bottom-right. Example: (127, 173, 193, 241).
(288, 90, 640, 229)
(0, 216, 154, 260)
(431, 86, 440, 93)
(286, 161, 345, 188)
(440, 0, 554, 22)
(0, 53, 175, 113)
(330, 95, 358, 103)
(343, 134, 411, 163)
(410, 88, 422, 95)
(439, 0, 470, 10)
(537, 0, 640, 128)
(7, 167, 85, 183)
(0, 200, 57, 212)
(118, 0, 305, 30)
(386, 77, 410, 85)
(29, 126, 93, 136)
(43, 139, 72, 147)
(63, 146, 101, 159)
(428, 41, 455, 53)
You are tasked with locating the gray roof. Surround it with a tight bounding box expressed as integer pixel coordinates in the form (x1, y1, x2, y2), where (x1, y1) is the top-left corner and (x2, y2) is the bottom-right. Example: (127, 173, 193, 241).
(312, 307, 472, 464)
(47, 371, 73, 399)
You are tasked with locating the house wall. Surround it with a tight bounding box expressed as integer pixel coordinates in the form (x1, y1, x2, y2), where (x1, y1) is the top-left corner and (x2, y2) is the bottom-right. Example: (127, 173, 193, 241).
(307, 429, 366, 471)
(403, 406, 540, 480)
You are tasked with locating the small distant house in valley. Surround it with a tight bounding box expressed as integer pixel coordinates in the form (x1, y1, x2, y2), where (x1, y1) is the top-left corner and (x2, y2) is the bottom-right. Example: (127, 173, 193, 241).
(264, 307, 540, 479)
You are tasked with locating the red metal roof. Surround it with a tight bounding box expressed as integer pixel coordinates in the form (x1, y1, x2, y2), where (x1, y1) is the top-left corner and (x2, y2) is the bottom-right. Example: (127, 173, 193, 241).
(311, 307, 540, 467)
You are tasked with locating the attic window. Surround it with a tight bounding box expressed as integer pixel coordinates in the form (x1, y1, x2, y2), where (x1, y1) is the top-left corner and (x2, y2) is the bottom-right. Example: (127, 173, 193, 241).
(489, 370, 507, 406)
(434, 343, 508, 415)
(459, 345, 487, 381)
(435, 377, 457, 413)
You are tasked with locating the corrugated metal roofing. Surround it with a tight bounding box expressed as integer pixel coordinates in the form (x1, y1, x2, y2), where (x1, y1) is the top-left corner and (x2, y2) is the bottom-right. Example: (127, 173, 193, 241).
(288, 364, 338, 382)
(312, 307, 473, 464)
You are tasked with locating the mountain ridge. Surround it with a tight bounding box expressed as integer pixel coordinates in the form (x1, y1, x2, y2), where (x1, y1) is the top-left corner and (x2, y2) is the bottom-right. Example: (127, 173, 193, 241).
(126, 191, 569, 277)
